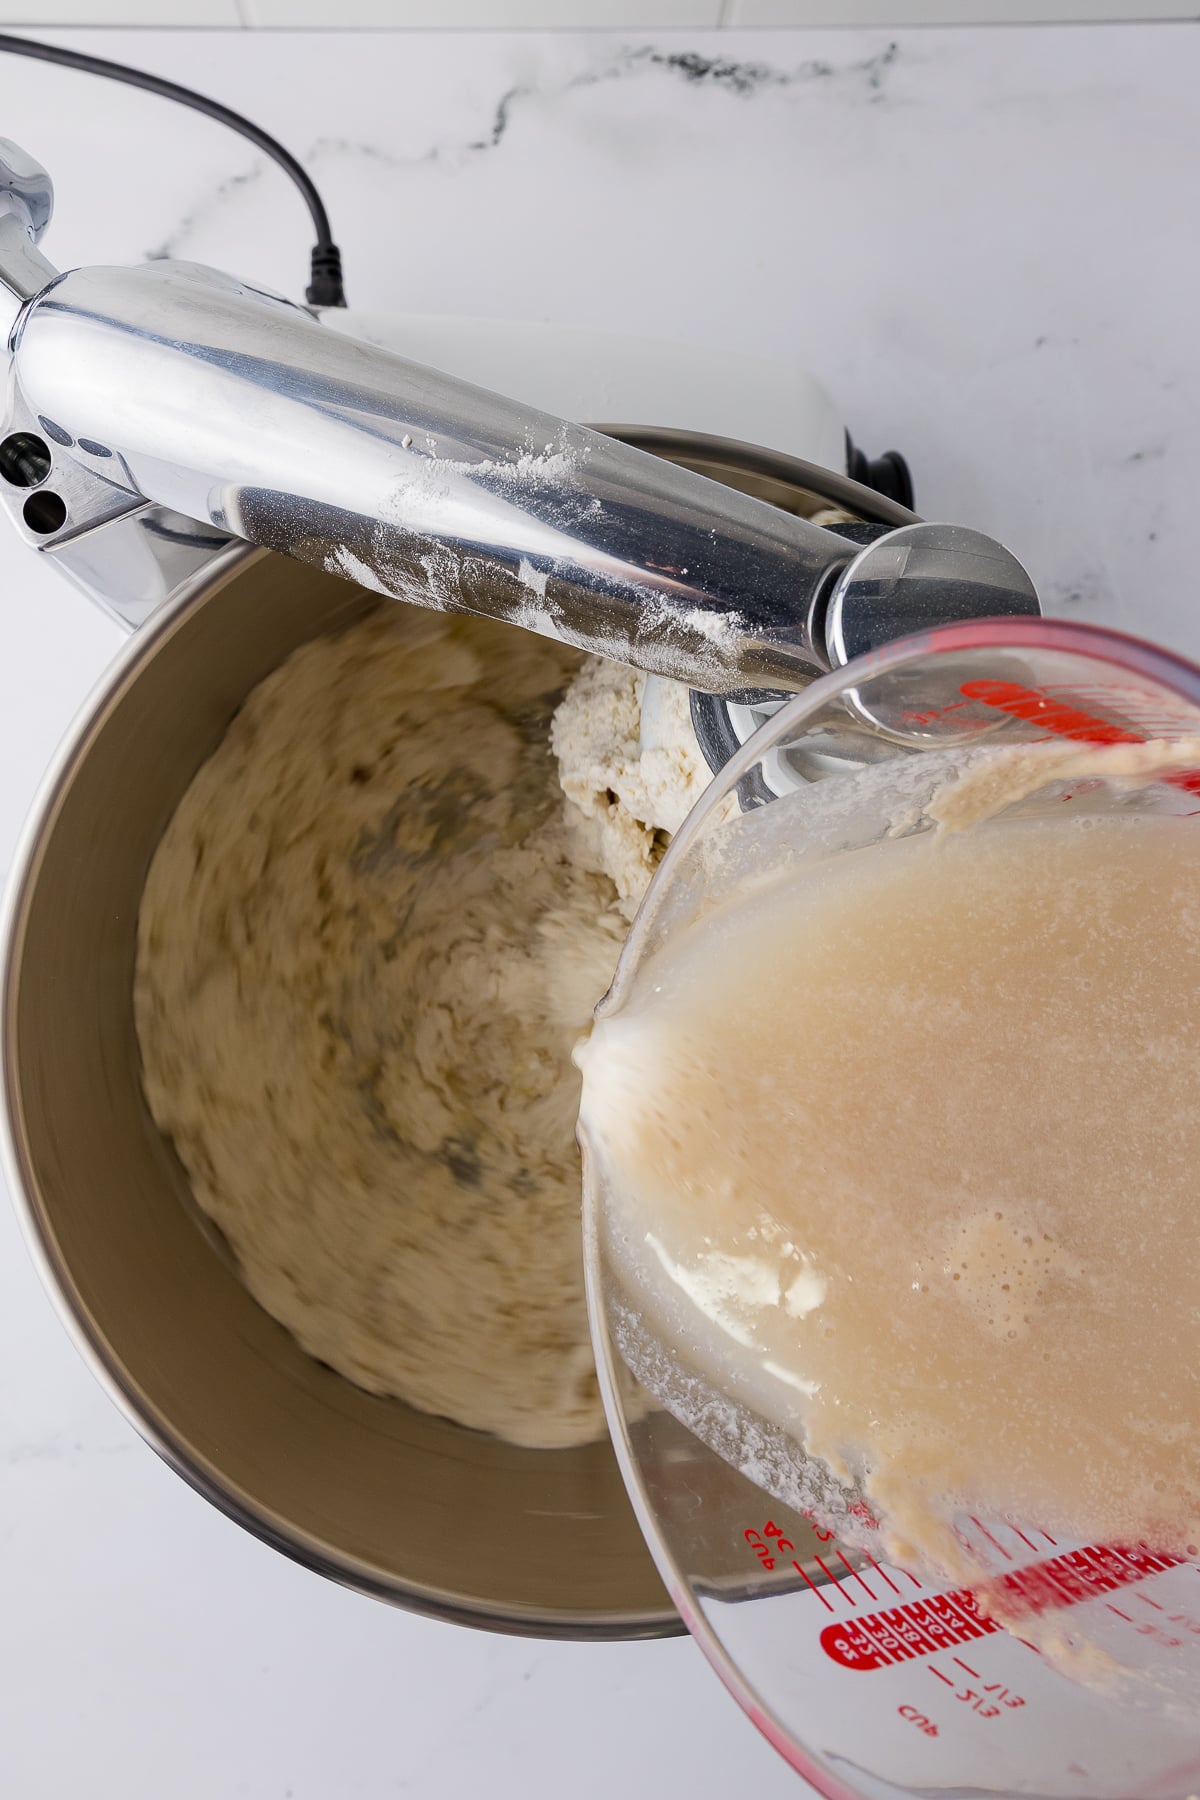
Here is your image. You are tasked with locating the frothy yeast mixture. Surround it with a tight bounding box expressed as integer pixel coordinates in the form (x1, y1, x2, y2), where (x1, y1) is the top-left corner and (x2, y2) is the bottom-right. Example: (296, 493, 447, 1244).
(577, 808, 1200, 1577)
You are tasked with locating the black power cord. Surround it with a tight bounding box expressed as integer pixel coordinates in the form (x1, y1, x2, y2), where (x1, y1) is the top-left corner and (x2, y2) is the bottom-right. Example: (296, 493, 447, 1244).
(0, 31, 346, 306)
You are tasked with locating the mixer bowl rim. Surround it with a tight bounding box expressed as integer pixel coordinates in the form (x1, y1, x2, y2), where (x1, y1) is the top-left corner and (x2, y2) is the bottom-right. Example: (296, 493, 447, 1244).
(0, 538, 687, 1639)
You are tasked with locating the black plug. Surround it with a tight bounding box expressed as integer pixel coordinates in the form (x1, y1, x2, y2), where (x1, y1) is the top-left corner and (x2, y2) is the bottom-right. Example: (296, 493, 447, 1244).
(307, 245, 346, 309)
(845, 434, 914, 510)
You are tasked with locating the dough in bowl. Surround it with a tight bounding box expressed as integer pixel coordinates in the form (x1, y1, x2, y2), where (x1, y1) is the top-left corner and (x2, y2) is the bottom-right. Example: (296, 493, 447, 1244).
(135, 604, 704, 1448)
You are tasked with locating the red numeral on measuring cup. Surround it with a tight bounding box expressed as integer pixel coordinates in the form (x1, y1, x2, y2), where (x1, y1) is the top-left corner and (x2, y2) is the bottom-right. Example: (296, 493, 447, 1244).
(744, 1521, 795, 1570)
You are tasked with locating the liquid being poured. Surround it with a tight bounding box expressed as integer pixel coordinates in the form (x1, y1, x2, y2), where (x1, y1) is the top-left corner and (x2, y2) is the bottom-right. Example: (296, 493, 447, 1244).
(577, 812, 1200, 1589)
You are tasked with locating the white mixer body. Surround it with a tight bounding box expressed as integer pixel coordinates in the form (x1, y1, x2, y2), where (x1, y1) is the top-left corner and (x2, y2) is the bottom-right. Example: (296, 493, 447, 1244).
(321, 312, 849, 473)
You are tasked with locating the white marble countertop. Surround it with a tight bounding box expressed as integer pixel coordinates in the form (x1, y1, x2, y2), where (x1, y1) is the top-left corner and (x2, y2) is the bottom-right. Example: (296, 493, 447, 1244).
(1, 23, 1197, 1799)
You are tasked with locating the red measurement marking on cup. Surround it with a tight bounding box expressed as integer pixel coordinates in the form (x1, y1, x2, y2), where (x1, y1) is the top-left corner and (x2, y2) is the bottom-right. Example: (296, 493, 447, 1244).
(792, 1560, 834, 1612)
(743, 1518, 800, 1572)
(821, 1585, 995, 1670)
(1040, 684, 1200, 737)
(989, 1545, 1187, 1621)
(837, 1550, 877, 1601)
(959, 679, 1200, 795)
(867, 1555, 902, 1596)
(814, 1554, 850, 1599)
(970, 1517, 1013, 1562)
(927, 1669, 1026, 1718)
(742, 1514, 926, 1611)
(1148, 1603, 1200, 1637)
(819, 1545, 1187, 1671)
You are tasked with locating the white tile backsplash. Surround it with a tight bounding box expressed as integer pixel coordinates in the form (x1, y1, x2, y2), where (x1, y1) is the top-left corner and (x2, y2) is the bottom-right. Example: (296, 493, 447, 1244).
(729, 0, 1199, 21)
(5, 0, 241, 20)
(0, 0, 1195, 24)
(242, 0, 720, 23)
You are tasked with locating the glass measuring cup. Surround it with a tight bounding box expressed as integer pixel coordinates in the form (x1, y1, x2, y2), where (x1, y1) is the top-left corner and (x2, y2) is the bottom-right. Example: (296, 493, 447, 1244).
(580, 616, 1200, 1800)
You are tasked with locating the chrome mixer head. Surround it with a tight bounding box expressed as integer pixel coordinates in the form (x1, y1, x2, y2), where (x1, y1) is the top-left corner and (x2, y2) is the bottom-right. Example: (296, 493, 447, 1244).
(689, 520, 1043, 801)
(0, 137, 1038, 702)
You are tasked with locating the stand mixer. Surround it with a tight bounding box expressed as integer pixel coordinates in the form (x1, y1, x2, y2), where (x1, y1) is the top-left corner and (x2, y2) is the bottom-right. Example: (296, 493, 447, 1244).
(0, 138, 1039, 736)
(6, 128, 1037, 1649)
(31, 132, 1197, 1793)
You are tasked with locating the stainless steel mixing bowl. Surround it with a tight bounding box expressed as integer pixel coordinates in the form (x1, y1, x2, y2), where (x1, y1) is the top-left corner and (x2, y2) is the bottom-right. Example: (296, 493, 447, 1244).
(0, 432, 912, 1637)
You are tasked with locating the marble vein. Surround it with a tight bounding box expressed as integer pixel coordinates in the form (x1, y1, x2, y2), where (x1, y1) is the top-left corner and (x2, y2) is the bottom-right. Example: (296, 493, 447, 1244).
(146, 36, 900, 263)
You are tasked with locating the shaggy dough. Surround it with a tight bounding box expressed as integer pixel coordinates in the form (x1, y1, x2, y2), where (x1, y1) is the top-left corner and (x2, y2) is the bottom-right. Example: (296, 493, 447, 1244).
(135, 605, 704, 1449)
(552, 662, 712, 921)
